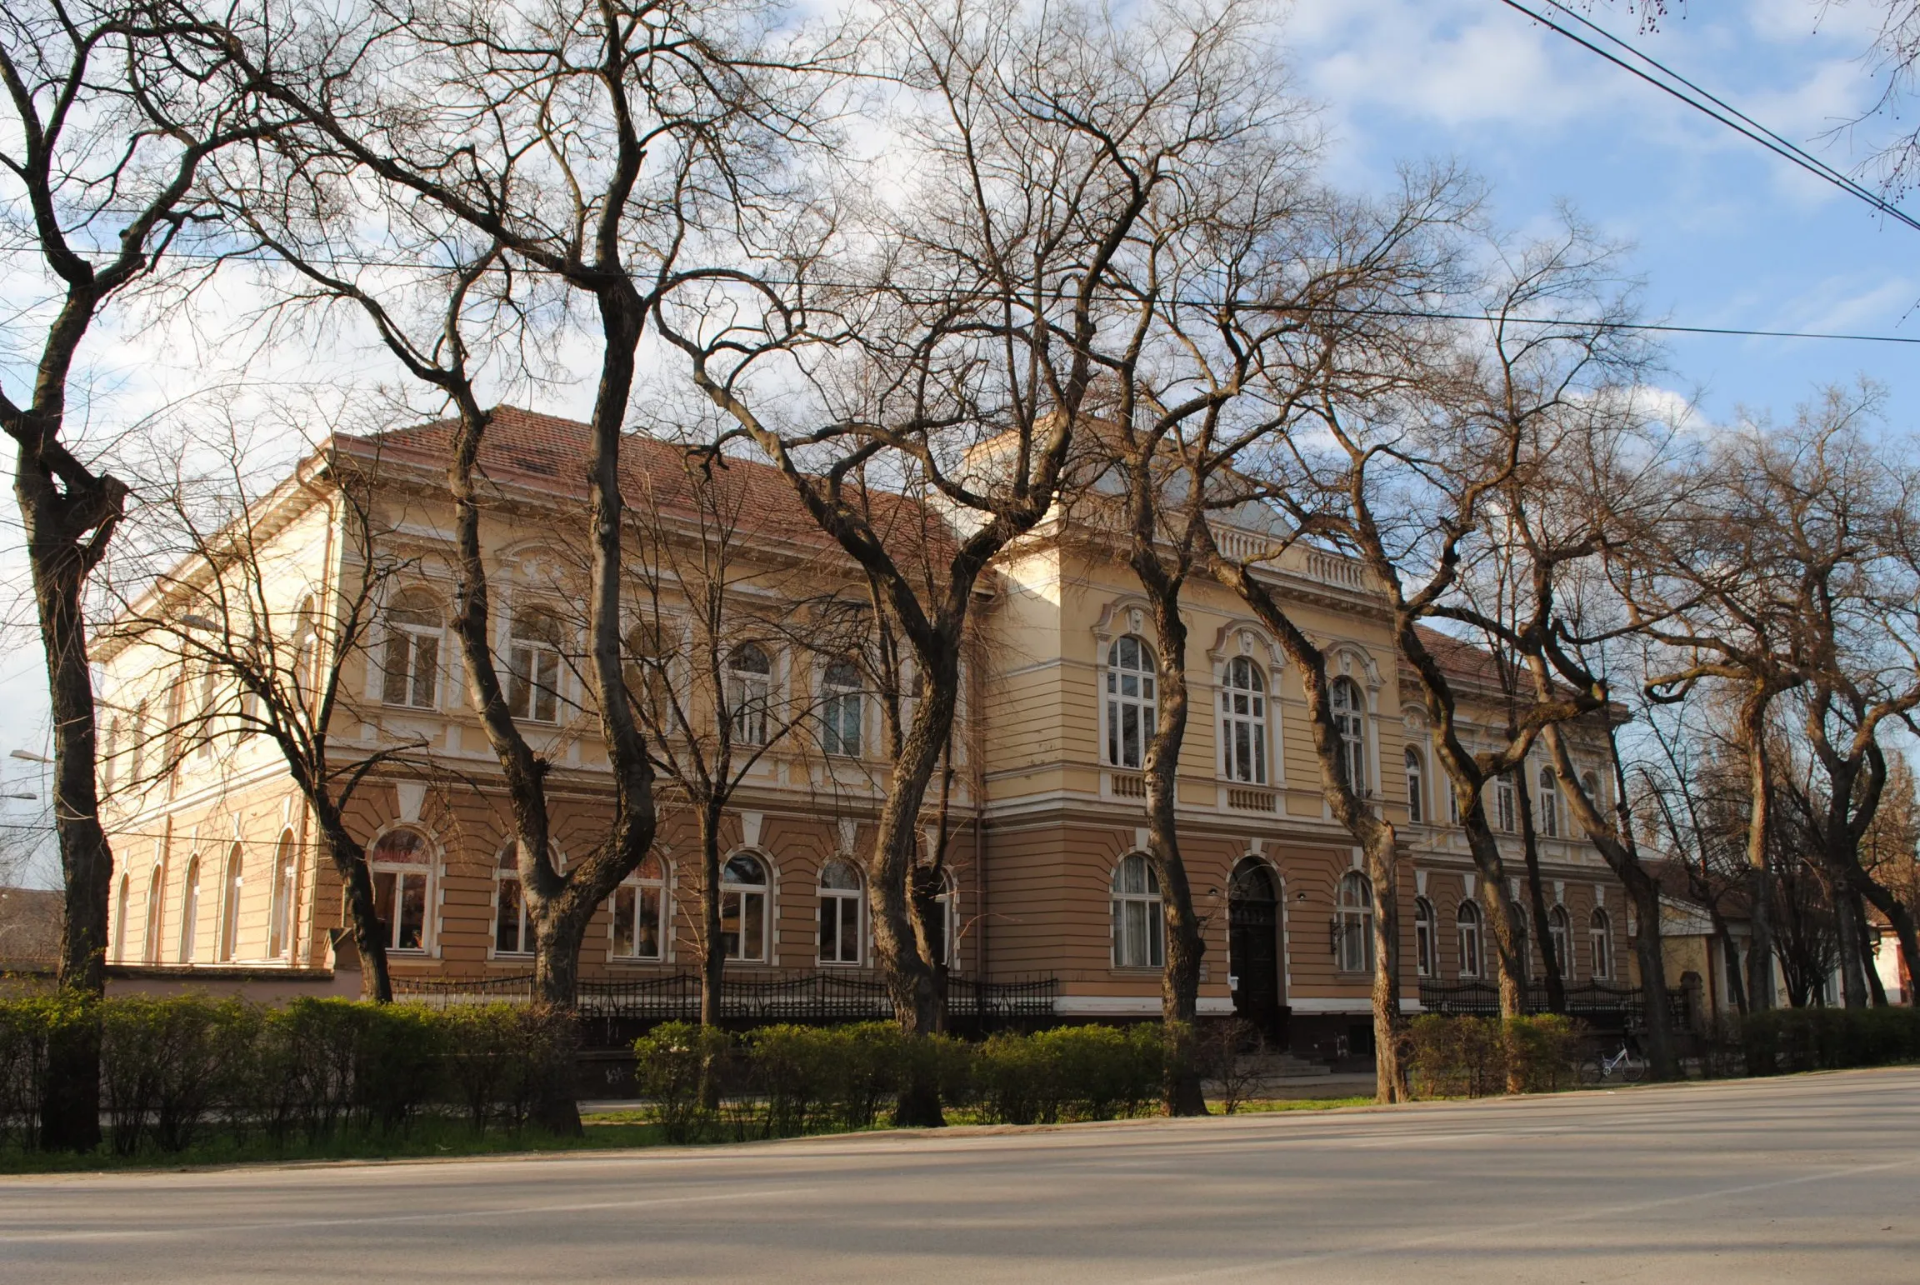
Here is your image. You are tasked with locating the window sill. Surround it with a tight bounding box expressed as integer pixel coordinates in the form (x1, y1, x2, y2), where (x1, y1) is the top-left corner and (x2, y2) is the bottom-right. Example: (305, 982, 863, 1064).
(1109, 965, 1164, 975)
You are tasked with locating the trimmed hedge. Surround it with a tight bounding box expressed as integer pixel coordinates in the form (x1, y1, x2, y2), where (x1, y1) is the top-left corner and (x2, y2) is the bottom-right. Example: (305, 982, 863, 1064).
(633, 1021, 1167, 1141)
(1406, 1014, 1585, 1098)
(1740, 1006, 1920, 1075)
(0, 995, 572, 1156)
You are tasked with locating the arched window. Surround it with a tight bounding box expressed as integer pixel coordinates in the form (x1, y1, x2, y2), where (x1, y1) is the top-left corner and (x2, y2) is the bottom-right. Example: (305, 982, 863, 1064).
(113, 874, 130, 964)
(1581, 770, 1603, 813)
(1456, 900, 1483, 978)
(382, 589, 444, 709)
(1537, 766, 1559, 839)
(195, 666, 219, 760)
(1414, 896, 1437, 978)
(268, 830, 298, 959)
(143, 863, 165, 965)
(721, 852, 769, 962)
(494, 845, 530, 956)
(370, 829, 430, 952)
(1105, 636, 1156, 770)
(1589, 907, 1614, 980)
(1330, 677, 1366, 793)
(102, 718, 121, 793)
(1405, 748, 1425, 824)
(131, 702, 149, 784)
(178, 856, 201, 963)
(817, 859, 865, 966)
(217, 844, 244, 963)
(1220, 656, 1267, 784)
(1510, 902, 1531, 979)
(1548, 904, 1572, 978)
(613, 853, 667, 960)
(1336, 870, 1374, 973)
(507, 607, 564, 723)
(1495, 776, 1517, 833)
(1110, 853, 1164, 969)
(727, 645, 773, 745)
(821, 660, 863, 758)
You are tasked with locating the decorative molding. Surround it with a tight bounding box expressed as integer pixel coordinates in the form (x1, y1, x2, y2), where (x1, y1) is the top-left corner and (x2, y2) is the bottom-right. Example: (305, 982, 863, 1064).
(394, 781, 426, 824)
(738, 811, 764, 849)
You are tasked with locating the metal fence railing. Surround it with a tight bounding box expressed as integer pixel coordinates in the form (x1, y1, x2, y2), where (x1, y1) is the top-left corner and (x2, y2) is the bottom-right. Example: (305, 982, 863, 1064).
(1417, 980, 1691, 1028)
(392, 969, 1059, 1030)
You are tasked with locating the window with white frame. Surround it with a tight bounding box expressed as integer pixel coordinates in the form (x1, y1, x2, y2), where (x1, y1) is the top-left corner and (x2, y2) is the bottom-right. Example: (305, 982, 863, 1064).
(217, 844, 244, 962)
(292, 596, 318, 699)
(495, 845, 530, 956)
(623, 621, 671, 726)
(1495, 776, 1517, 833)
(1111, 853, 1164, 969)
(821, 660, 863, 758)
(915, 865, 956, 969)
(370, 829, 431, 952)
(727, 644, 773, 745)
(382, 589, 444, 710)
(178, 855, 201, 962)
(613, 853, 667, 960)
(1105, 636, 1156, 770)
(1537, 765, 1559, 839)
(268, 830, 297, 959)
(1581, 770, 1603, 814)
(1414, 896, 1437, 977)
(1220, 656, 1268, 784)
(817, 859, 864, 966)
(1589, 907, 1614, 980)
(1406, 748, 1425, 824)
(1456, 900, 1483, 978)
(1548, 904, 1572, 978)
(721, 852, 770, 962)
(1336, 870, 1374, 973)
(507, 607, 564, 723)
(1330, 677, 1366, 793)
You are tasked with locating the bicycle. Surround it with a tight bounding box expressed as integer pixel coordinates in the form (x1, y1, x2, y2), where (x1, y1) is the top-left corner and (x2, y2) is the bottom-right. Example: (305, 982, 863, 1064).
(1578, 1042, 1647, 1085)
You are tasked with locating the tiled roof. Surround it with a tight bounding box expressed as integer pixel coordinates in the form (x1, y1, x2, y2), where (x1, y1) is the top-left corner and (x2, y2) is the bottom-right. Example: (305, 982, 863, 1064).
(337, 406, 952, 563)
(1412, 625, 1510, 690)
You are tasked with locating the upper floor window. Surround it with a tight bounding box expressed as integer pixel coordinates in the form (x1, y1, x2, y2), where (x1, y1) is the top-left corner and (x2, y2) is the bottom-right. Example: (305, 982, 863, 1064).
(821, 660, 863, 758)
(817, 859, 865, 966)
(1537, 766, 1559, 839)
(1220, 657, 1268, 784)
(623, 622, 671, 726)
(1456, 900, 1483, 978)
(613, 853, 667, 960)
(1495, 776, 1517, 833)
(1414, 896, 1437, 977)
(507, 607, 564, 723)
(292, 596, 318, 699)
(1581, 770, 1603, 814)
(1405, 748, 1425, 824)
(1105, 636, 1156, 770)
(371, 829, 431, 952)
(382, 589, 444, 710)
(1548, 904, 1572, 977)
(1590, 907, 1614, 980)
(721, 852, 770, 963)
(1110, 852, 1164, 969)
(1330, 677, 1366, 793)
(727, 645, 772, 745)
(1336, 870, 1374, 973)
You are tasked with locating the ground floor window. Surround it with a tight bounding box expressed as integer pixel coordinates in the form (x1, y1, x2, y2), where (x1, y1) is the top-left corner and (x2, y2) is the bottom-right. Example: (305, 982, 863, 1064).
(722, 852, 770, 963)
(1414, 896, 1437, 978)
(371, 829, 431, 952)
(817, 859, 864, 966)
(495, 845, 530, 956)
(1111, 853, 1164, 969)
(1457, 900, 1482, 978)
(1336, 871, 1374, 974)
(613, 854, 667, 960)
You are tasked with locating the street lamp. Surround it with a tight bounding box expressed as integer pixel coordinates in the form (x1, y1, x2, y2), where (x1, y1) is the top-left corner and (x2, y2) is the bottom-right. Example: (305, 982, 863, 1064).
(9, 751, 50, 764)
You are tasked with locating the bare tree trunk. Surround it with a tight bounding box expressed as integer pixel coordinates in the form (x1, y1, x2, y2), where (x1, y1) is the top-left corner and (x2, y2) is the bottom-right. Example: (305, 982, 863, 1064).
(698, 805, 726, 1029)
(1738, 689, 1779, 1010)
(1458, 802, 1529, 1020)
(1514, 771, 1565, 1013)
(1365, 835, 1408, 1103)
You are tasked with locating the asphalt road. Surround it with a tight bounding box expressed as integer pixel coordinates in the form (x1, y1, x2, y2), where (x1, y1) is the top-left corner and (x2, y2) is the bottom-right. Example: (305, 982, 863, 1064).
(4, 1068, 1918, 1283)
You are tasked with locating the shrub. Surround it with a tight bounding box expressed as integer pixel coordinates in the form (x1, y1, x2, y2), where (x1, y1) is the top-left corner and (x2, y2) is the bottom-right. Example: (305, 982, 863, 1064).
(971, 1024, 1164, 1124)
(1741, 1006, 1920, 1075)
(1503, 1015, 1583, 1094)
(100, 996, 259, 1154)
(1408, 1014, 1509, 1098)
(633, 1022, 730, 1144)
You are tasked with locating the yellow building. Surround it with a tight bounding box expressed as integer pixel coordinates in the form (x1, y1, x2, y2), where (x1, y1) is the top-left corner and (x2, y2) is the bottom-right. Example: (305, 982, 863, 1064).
(97, 408, 1633, 1057)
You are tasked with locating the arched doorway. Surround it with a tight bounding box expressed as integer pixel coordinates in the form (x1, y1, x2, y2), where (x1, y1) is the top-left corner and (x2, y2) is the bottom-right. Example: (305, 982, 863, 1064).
(1228, 858, 1284, 1039)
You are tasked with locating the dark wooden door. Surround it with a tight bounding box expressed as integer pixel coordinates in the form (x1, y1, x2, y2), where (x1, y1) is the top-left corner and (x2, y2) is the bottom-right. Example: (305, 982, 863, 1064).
(1229, 861, 1282, 1035)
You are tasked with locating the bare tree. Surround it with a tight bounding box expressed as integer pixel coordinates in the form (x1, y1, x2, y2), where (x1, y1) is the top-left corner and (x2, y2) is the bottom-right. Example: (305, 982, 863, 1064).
(655, 0, 1287, 1122)
(0, 0, 278, 1150)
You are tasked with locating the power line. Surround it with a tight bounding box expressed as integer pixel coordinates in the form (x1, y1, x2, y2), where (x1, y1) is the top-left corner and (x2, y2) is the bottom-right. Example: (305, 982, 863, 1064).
(1496, 0, 1920, 234)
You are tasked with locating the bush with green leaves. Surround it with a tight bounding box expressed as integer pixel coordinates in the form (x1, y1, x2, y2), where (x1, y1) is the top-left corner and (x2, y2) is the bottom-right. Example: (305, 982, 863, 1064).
(1408, 1014, 1582, 1098)
(1741, 1005, 1920, 1075)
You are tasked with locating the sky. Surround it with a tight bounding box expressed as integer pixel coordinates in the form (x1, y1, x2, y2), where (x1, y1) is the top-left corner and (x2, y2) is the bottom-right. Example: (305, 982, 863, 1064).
(4, 0, 1919, 876)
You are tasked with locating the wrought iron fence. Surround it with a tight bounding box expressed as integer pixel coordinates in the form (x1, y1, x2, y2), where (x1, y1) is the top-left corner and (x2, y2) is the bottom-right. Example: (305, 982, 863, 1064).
(392, 969, 1058, 1029)
(1418, 980, 1690, 1028)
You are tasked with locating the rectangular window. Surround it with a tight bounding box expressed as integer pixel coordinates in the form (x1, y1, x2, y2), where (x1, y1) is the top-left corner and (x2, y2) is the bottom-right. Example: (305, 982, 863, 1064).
(819, 896, 860, 965)
(495, 877, 528, 954)
(613, 884, 662, 959)
(384, 630, 440, 709)
(1496, 779, 1516, 833)
(722, 888, 767, 962)
(373, 868, 427, 951)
